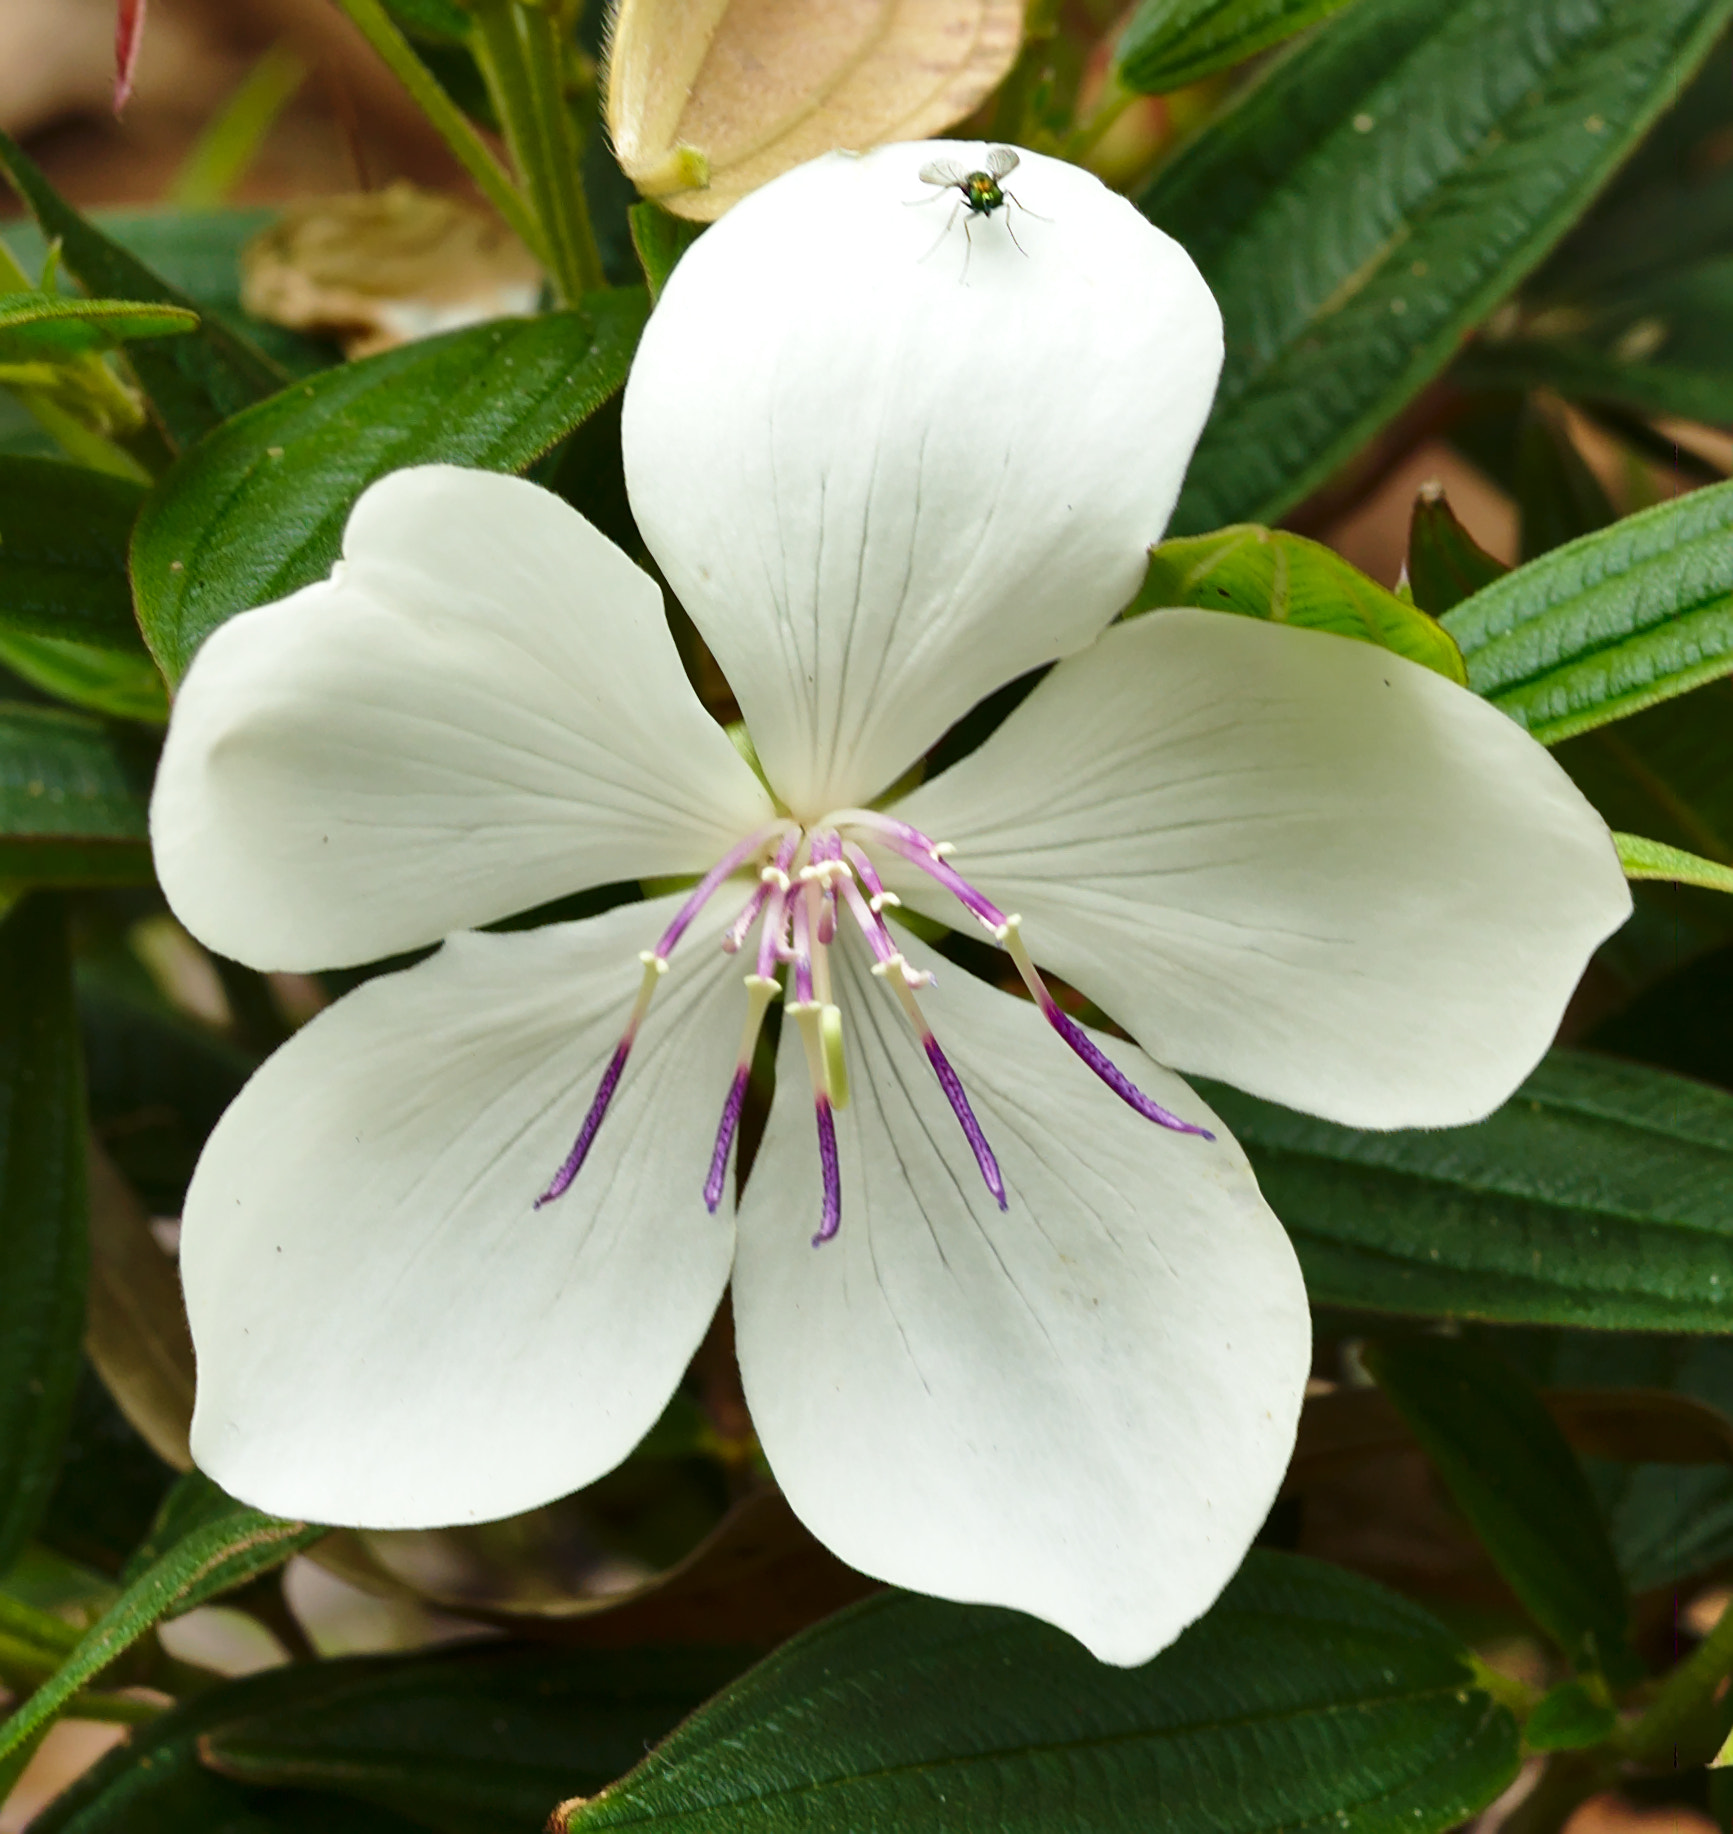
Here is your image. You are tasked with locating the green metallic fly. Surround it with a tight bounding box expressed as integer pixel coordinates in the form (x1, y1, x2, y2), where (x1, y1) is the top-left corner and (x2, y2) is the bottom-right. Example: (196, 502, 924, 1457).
(914, 147, 1039, 276)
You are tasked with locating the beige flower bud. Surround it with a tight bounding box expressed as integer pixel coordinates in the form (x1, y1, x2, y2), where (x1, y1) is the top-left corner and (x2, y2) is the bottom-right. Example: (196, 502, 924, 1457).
(605, 0, 1022, 221)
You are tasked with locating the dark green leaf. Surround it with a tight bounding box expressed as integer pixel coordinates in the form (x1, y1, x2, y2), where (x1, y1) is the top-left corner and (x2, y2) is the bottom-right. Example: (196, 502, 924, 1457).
(0, 457, 145, 650)
(566, 1555, 1519, 1834)
(0, 1486, 323, 1765)
(1407, 484, 1511, 616)
(0, 703, 153, 885)
(1117, 0, 1360, 94)
(1363, 1336, 1631, 1674)
(0, 132, 286, 448)
(0, 896, 87, 1573)
(132, 293, 650, 681)
(1489, 1328, 1733, 1594)
(1209, 1050, 1733, 1331)
(1142, 0, 1733, 532)
(386, 0, 475, 40)
(1525, 1679, 1619, 1751)
(36, 1643, 748, 1834)
(0, 293, 198, 361)
(1441, 479, 1733, 743)
(1133, 522, 1466, 680)
(1513, 398, 1618, 562)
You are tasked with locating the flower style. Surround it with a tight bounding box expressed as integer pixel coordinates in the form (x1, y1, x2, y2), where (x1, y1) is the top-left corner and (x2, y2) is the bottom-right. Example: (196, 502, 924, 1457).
(150, 143, 1631, 1667)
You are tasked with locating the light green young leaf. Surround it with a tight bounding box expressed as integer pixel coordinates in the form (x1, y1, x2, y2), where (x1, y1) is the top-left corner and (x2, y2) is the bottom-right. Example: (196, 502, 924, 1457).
(1441, 479, 1733, 743)
(0, 896, 87, 1576)
(1208, 1050, 1733, 1331)
(0, 1476, 324, 1767)
(1615, 832, 1733, 895)
(0, 294, 198, 362)
(1132, 522, 1466, 681)
(131, 293, 649, 681)
(1363, 1336, 1632, 1676)
(1116, 0, 1361, 94)
(0, 131, 284, 450)
(1143, 0, 1733, 532)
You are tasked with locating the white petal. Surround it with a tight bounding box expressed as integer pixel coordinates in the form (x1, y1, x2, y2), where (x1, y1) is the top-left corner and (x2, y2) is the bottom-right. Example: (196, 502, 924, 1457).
(183, 892, 745, 1528)
(733, 926, 1308, 1666)
(622, 143, 1222, 818)
(887, 610, 1632, 1129)
(152, 466, 774, 972)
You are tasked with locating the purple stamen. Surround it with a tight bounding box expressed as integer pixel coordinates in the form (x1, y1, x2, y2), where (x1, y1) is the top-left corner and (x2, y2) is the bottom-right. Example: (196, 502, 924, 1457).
(1039, 997, 1213, 1139)
(655, 823, 788, 960)
(790, 892, 816, 1005)
(812, 1095, 841, 1246)
(536, 1039, 630, 1207)
(841, 840, 894, 908)
(703, 1064, 750, 1212)
(924, 1035, 1006, 1208)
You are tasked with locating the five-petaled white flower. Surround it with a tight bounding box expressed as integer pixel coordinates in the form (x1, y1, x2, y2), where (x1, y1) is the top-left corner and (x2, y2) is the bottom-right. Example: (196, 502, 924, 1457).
(150, 143, 1630, 1666)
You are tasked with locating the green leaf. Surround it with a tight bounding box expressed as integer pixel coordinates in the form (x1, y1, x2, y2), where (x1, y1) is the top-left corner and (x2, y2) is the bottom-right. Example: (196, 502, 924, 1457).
(0, 456, 146, 650)
(1616, 832, 1733, 895)
(1441, 480, 1733, 743)
(0, 632, 167, 724)
(1132, 523, 1467, 681)
(1209, 1050, 1733, 1332)
(0, 131, 286, 448)
(1525, 1678, 1620, 1751)
(0, 704, 153, 885)
(0, 1484, 324, 1766)
(628, 203, 702, 305)
(1116, 0, 1360, 94)
(1362, 1335, 1631, 1674)
(0, 896, 87, 1575)
(132, 293, 650, 681)
(34, 1644, 747, 1834)
(565, 1555, 1519, 1834)
(1407, 484, 1512, 615)
(0, 294, 198, 361)
(1142, 0, 1733, 533)
(386, 0, 475, 37)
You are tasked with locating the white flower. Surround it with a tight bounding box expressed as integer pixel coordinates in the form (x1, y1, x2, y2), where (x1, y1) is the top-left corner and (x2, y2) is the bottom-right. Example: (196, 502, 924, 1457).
(149, 143, 1631, 1667)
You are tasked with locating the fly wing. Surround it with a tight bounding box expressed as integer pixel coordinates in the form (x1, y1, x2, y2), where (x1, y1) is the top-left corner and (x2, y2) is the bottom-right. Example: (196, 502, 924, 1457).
(918, 159, 969, 187)
(984, 147, 1020, 178)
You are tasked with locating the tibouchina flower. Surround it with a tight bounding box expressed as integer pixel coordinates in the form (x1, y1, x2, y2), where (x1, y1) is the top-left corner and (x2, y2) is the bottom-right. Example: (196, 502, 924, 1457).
(151, 144, 1631, 1667)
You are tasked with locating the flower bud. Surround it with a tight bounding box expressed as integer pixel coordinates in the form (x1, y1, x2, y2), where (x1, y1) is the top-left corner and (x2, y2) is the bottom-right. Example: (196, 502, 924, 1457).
(605, 0, 1022, 221)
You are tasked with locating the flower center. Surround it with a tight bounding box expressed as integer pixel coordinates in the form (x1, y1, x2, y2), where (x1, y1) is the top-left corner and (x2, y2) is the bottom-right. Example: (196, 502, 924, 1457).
(536, 813, 1212, 1246)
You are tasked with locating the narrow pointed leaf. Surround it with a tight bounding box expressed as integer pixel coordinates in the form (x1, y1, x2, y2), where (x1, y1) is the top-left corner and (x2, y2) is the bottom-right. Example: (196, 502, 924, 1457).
(1143, 0, 1733, 532)
(0, 1480, 323, 1765)
(0, 294, 197, 360)
(1616, 832, 1733, 895)
(0, 457, 146, 650)
(1116, 0, 1361, 94)
(0, 130, 285, 448)
(1441, 479, 1733, 743)
(0, 896, 87, 1573)
(131, 291, 649, 681)
(1407, 485, 1511, 616)
(1363, 1335, 1632, 1675)
(564, 1556, 1519, 1834)
(1207, 1051, 1733, 1331)
(1132, 522, 1466, 680)
(0, 704, 153, 885)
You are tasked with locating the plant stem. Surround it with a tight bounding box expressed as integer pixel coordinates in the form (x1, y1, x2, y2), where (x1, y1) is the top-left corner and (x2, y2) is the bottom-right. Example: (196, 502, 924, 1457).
(332, 0, 550, 272)
(470, 0, 605, 303)
(1500, 1754, 1613, 1834)
(1623, 1595, 1733, 1768)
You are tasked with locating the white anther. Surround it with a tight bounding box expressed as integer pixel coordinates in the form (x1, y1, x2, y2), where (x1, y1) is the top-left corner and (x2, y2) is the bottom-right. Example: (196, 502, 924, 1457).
(869, 892, 901, 913)
(931, 841, 956, 858)
(760, 865, 791, 891)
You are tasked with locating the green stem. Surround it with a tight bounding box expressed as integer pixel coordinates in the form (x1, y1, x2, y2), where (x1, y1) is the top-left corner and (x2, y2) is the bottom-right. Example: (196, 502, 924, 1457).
(332, 0, 550, 271)
(1499, 1754, 1612, 1834)
(470, 0, 604, 303)
(1623, 1600, 1733, 1768)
